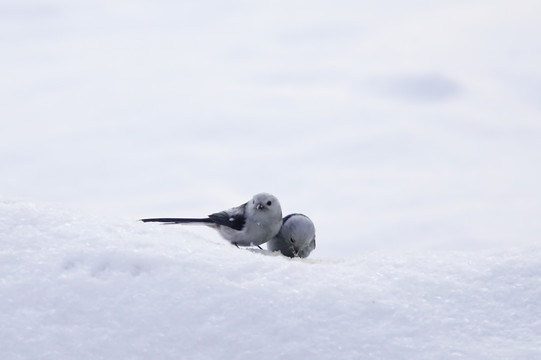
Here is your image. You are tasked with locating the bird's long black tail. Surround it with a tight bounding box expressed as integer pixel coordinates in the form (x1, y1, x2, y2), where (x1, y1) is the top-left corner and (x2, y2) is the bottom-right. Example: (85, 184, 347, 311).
(140, 217, 214, 225)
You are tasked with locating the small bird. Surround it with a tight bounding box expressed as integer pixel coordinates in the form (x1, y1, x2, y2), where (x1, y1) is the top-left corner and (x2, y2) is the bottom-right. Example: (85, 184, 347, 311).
(267, 213, 316, 258)
(141, 193, 282, 247)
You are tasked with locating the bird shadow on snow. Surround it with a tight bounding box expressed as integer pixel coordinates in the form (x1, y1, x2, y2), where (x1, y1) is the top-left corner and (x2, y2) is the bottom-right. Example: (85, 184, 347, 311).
(243, 247, 323, 264)
(243, 248, 280, 256)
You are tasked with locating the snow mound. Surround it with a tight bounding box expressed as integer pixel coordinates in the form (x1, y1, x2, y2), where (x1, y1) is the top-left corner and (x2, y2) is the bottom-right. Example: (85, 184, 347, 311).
(1, 201, 540, 359)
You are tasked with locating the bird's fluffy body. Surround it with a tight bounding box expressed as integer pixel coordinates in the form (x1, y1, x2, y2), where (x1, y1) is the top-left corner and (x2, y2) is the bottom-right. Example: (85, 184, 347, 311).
(267, 213, 316, 258)
(142, 193, 282, 247)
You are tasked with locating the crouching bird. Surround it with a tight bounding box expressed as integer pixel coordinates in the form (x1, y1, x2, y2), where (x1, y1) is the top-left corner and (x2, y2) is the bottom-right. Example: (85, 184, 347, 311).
(267, 214, 316, 258)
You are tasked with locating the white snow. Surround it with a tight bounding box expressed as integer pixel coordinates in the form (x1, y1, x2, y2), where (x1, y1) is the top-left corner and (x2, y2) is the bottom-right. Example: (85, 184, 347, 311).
(1, 201, 540, 359)
(2, 1, 541, 357)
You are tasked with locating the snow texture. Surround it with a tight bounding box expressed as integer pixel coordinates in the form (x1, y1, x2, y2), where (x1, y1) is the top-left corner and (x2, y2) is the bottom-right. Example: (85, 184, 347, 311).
(2, 1, 541, 356)
(1, 202, 540, 359)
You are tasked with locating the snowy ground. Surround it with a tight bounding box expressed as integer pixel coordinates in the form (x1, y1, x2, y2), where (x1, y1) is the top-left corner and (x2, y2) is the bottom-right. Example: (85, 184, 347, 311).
(2, 201, 541, 359)
(2, 2, 541, 358)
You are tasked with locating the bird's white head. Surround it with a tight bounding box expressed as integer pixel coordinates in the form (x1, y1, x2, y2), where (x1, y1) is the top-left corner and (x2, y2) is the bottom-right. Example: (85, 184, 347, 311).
(249, 193, 282, 219)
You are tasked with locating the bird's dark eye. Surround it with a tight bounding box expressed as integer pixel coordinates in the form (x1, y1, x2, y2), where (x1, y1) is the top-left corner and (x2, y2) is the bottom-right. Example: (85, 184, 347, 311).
(266, 200, 272, 206)
(290, 237, 295, 244)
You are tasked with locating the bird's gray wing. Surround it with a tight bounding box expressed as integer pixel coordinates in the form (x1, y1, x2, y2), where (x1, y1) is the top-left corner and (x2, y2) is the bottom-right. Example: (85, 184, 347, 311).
(208, 203, 247, 231)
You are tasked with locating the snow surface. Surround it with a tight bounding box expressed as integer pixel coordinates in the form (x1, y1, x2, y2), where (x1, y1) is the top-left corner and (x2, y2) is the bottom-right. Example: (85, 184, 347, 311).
(2, 2, 541, 356)
(2, 201, 540, 359)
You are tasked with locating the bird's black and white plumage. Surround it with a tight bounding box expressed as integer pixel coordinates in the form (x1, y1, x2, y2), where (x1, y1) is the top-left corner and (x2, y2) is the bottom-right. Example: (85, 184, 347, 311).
(266, 213, 316, 258)
(141, 193, 283, 247)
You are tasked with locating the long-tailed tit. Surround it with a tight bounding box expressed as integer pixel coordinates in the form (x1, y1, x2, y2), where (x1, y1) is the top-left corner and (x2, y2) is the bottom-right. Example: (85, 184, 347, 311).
(142, 193, 282, 247)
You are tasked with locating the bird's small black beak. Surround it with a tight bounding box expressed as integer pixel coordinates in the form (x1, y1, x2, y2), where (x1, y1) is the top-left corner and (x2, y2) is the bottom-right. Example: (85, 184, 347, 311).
(255, 203, 265, 210)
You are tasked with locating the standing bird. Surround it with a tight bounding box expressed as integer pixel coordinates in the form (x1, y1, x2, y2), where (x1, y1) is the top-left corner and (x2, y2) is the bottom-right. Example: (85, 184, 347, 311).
(141, 193, 282, 247)
(267, 214, 316, 258)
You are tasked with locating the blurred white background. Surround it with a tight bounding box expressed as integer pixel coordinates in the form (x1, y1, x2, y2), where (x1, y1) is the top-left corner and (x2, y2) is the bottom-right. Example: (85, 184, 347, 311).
(2, 0, 540, 257)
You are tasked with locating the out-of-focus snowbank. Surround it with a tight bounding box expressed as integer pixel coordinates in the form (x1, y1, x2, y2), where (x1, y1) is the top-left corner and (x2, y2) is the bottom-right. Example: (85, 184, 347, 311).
(1, 201, 540, 359)
(2, 0, 541, 258)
